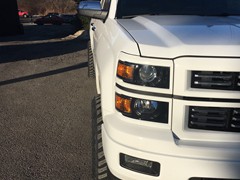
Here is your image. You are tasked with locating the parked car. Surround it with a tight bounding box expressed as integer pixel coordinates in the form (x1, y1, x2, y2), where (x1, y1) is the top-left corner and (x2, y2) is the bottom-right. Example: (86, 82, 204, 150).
(34, 14, 63, 25)
(59, 14, 76, 23)
(18, 10, 29, 18)
(46, 12, 60, 17)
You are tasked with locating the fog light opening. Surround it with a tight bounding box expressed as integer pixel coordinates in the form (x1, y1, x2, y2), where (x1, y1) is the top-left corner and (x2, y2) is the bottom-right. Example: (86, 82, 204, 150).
(120, 153, 160, 176)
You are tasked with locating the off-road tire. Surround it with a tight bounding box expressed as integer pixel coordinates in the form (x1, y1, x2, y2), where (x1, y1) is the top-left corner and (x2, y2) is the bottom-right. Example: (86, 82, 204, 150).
(91, 95, 118, 180)
(88, 41, 95, 78)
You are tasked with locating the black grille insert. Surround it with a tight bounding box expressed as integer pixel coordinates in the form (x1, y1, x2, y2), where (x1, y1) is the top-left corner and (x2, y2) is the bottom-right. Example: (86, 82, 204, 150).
(189, 106, 240, 132)
(190, 178, 240, 180)
(191, 71, 240, 91)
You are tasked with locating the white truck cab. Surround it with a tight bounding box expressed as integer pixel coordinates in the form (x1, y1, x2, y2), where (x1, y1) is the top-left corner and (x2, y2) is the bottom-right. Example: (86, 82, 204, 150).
(78, 0, 240, 180)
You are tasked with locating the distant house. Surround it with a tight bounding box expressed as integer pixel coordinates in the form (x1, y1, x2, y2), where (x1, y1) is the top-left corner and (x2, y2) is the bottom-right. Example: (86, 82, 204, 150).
(0, 0, 23, 36)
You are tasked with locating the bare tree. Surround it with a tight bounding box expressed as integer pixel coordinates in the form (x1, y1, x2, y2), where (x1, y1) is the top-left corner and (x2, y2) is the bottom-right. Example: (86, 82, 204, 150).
(17, 0, 76, 15)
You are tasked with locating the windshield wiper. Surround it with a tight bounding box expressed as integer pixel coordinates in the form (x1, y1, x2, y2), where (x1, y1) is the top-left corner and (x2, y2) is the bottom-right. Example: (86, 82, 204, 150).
(200, 13, 240, 17)
(121, 15, 142, 19)
(212, 13, 231, 16)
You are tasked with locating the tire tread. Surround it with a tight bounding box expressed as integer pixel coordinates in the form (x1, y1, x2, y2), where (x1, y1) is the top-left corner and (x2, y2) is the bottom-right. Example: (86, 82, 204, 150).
(88, 41, 96, 78)
(92, 95, 110, 180)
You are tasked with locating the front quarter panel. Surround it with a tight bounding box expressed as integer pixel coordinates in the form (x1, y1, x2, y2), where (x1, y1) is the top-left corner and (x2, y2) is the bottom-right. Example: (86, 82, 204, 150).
(91, 18, 139, 117)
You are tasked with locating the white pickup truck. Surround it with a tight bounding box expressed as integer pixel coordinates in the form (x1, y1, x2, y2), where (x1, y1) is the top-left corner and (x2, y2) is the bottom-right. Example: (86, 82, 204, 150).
(78, 0, 240, 180)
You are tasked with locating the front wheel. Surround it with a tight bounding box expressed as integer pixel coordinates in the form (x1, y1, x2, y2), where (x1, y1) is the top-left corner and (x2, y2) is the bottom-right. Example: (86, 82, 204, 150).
(91, 96, 118, 180)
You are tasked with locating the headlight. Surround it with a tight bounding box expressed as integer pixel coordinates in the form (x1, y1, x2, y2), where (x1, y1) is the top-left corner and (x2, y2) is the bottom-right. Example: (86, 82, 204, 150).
(116, 93, 168, 123)
(139, 65, 158, 83)
(133, 99, 158, 116)
(117, 61, 170, 88)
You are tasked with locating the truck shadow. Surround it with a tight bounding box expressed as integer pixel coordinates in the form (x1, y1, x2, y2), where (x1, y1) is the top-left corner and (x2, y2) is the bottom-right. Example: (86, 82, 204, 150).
(0, 62, 88, 86)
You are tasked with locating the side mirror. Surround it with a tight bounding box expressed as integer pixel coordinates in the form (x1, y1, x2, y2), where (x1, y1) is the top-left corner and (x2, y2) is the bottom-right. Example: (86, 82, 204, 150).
(77, 1, 108, 20)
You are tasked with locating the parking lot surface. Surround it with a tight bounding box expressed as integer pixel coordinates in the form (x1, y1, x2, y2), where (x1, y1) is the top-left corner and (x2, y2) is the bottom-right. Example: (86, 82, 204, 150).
(0, 24, 95, 179)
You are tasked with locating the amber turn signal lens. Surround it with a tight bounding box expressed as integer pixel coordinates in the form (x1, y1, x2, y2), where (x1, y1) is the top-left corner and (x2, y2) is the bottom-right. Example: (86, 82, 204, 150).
(116, 95, 132, 113)
(117, 62, 134, 80)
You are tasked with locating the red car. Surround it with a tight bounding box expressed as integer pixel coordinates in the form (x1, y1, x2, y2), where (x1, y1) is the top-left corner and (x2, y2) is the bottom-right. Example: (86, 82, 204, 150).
(18, 10, 29, 18)
(34, 14, 64, 25)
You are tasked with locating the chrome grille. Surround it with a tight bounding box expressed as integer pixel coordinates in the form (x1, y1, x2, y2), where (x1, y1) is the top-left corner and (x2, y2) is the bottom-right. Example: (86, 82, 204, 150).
(191, 71, 240, 91)
(189, 106, 240, 132)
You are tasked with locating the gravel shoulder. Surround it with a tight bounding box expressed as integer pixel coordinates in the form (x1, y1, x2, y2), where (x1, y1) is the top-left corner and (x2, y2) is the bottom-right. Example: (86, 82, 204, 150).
(0, 24, 95, 179)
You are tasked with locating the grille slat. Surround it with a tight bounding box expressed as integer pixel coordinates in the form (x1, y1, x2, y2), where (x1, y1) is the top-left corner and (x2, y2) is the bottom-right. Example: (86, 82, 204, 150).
(194, 81, 232, 87)
(191, 108, 226, 114)
(232, 117, 240, 122)
(189, 106, 240, 133)
(194, 74, 232, 79)
(233, 109, 240, 114)
(190, 121, 226, 128)
(231, 124, 240, 128)
(191, 71, 240, 91)
(238, 75, 240, 86)
(191, 114, 226, 121)
(231, 109, 240, 129)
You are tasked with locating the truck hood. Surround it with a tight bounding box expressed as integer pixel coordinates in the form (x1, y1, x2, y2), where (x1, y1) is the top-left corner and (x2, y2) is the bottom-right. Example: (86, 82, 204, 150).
(117, 15, 240, 58)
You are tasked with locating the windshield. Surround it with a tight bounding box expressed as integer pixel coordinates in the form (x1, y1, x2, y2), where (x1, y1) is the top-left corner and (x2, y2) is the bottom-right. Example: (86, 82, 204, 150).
(116, 0, 240, 18)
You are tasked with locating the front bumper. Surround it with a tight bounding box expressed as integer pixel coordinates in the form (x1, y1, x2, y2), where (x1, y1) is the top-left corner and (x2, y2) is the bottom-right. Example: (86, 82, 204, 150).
(102, 114, 240, 180)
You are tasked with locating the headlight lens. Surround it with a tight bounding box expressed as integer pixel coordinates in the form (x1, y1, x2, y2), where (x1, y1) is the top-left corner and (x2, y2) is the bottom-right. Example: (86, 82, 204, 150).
(117, 61, 170, 88)
(139, 65, 158, 83)
(116, 93, 168, 123)
(133, 99, 158, 116)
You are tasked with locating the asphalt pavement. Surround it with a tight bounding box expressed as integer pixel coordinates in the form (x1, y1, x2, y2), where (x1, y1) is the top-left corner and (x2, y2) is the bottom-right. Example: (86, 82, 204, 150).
(0, 24, 95, 179)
